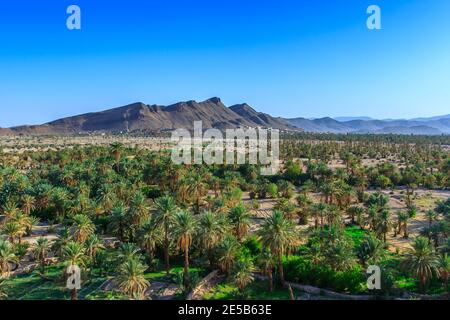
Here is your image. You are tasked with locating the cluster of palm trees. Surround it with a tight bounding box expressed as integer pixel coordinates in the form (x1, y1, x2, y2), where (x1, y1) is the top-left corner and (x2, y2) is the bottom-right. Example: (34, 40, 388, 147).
(1, 137, 450, 299)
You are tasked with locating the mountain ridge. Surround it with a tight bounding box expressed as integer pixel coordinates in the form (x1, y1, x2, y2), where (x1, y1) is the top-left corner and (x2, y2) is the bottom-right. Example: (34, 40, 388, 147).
(1, 99, 449, 136)
(2, 98, 297, 135)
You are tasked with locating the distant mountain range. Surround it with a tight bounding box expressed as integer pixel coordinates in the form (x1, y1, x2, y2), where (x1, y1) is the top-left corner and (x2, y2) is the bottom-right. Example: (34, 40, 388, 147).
(284, 115, 450, 135)
(0, 98, 449, 135)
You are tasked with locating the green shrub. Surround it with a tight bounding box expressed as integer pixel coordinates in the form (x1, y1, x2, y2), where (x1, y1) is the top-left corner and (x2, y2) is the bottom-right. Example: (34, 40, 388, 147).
(283, 256, 365, 293)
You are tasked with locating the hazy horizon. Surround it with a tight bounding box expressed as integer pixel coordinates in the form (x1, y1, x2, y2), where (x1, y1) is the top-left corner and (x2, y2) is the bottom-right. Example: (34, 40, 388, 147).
(1, 0, 450, 127)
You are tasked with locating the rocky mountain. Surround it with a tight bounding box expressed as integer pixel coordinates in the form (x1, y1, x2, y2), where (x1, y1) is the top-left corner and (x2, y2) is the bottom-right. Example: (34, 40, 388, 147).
(1, 98, 296, 135)
(284, 116, 450, 135)
(229, 103, 294, 130)
(2, 98, 449, 136)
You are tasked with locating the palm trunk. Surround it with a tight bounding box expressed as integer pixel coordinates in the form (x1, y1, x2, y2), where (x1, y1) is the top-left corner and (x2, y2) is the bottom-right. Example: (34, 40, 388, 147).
(268, 270, 273, 293)
(184, 245, 190, 288)
(71, 288, 78, 300)
(277, 254, 286, 287)
(164, 225, 170, 275)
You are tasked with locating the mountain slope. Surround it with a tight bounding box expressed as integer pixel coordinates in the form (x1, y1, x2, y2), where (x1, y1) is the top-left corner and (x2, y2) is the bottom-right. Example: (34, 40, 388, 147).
(285, 117, 351, 133)
(229, 104, 295, 130)
(3, 98, 296, 135)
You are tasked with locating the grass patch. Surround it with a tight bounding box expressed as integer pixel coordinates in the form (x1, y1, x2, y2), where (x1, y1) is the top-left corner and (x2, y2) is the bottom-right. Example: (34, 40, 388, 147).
(345, 225, 367, 246)
(203, 280, 303, 300)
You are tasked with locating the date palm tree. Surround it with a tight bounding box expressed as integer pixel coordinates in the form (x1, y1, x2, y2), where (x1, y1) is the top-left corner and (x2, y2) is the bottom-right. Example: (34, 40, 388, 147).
(110, 142, 123, 173)
(228, 203, 251, 242)
(10, 212, 32, 243)
(0, 239, 18, 278)
(258, 210, 298, 287)
(232, 258, 254, 297)
(217, 235, 240, 275)
(128, 192, 149, 228)
(376, 208, 391, 243)
(172, 210, 197, 287)
(398, 211, 410, 239)
(402, 237, 439, 293)
(117, 258, 149, 300)
(1, 221, 24, 244)
(153, 195, 178, 274)
(62, 241, 86, 300)
(85, 235, 105, 266)
(108, 202, 129, 242)
(356, 233, 385, 267)
(32, 237, 50, 275)
(2, 201, 20, 220)
(197, 211, 229, 268)
(186, 172, 207, 214)
(21, 194, 36, 215)
(117, 243, 142, 264)
(138, 219, 162, 264)
(71, 214, 95, 244)
(257, 250, 276, 292)
(425, 210, 437, 229)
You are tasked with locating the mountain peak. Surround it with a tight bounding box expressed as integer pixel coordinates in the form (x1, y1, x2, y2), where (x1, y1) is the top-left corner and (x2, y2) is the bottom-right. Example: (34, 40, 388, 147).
(204, 97, 222, 104)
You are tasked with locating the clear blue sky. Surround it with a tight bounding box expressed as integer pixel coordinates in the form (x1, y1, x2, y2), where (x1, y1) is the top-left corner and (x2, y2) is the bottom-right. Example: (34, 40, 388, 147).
(1, 0, 449, 127)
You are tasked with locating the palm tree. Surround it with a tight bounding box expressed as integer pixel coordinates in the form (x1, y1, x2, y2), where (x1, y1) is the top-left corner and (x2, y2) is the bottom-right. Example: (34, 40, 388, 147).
(402, 237, 439, 293)
(366, 206, 377, 232)
(257, 250, 276, 292)
(25, 216, 39, 237)
(62, 241, 86, 300)
(311, 202, 327, 229)
(217, 235, 240, 275)
(186, 172, 207, 214)
(0, 239, 18, 278)
(232, 258, 254, 297)
(172, 210, 197, 287)
(2, 201, 20, 220)
(228, 203, 251, 242)
(437, 254, 450, 292)
(117, 243, 142, 264)
(1, 221, 24, 244)
(21, 194, 36, 215)
(376, 208, 391, 243)
(138, 219, 162, 264)
(153, 195, 178, 274)
(128, 192, 149, 228)
(258, 210, 298, 287)
(97, 185, 116, 213)
(425, 210, 437, 229)
(32, 237, 50, 275)
(356, 233, 385, 266)
(10, 212, 31, 243)
(296, 194, 312, 225)
(110, 142, 123, 172)
(52, 227, 71, 257)
(347, 206, 364, 226)
(117, 258, 149, 300)
(109, 203, 129, 242)
(197, 211, 229, 268)
(71, 214, 95, 244)
(85, 235, 105, 266)
(398, 211, 410, 239)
